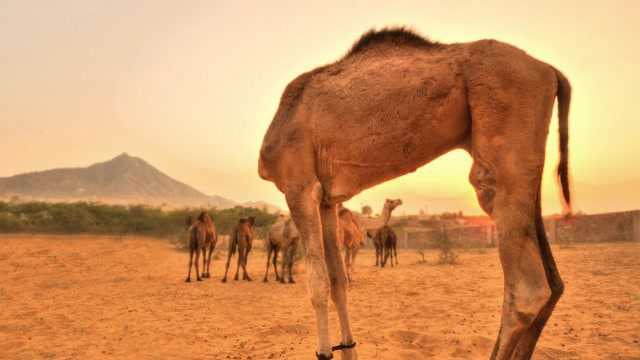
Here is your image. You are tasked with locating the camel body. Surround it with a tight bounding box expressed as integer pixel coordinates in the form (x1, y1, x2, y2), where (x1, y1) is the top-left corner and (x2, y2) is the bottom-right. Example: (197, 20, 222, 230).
(222, 217, 256, 282)
(264, 215, 300, 283)
(259, 28, 571, 360)
(185, 212, 218, 282)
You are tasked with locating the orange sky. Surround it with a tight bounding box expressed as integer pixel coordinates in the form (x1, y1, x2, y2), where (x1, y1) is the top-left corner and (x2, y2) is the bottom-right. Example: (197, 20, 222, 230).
(1, 1, 638, 214)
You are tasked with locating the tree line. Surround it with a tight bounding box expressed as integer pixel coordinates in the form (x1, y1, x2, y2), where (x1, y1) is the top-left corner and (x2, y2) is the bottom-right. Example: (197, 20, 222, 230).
(0, 201, 278, 239)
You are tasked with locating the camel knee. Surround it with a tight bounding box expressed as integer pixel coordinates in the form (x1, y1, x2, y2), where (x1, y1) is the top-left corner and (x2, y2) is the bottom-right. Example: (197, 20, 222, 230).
(469, 158, 496, 215)
(306, 257, 330, 307)
(329, 268, 348, 296)
(309, 278, 330, 309)
(507, 279, 555, 330)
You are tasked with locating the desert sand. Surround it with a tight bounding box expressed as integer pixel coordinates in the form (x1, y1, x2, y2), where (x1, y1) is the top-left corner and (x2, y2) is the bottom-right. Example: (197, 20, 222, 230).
(0, 235, 638, 359)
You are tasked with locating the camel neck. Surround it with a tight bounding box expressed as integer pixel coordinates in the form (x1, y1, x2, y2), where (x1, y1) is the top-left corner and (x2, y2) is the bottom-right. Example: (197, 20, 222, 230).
(381, 205, 392, 226)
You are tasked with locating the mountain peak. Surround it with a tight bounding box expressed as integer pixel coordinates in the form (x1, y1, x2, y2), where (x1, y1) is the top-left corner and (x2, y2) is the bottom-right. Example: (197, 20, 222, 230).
(0, 154, 237, 208)
(110, 152, 139, 164)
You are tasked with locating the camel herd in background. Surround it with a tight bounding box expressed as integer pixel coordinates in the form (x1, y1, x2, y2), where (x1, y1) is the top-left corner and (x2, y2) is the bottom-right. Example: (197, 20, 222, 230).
(184, 198, 403, 284)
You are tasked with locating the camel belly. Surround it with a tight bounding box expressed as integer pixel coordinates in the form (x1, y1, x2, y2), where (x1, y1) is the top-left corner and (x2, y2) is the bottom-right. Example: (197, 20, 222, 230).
(310, 58, 470, 203)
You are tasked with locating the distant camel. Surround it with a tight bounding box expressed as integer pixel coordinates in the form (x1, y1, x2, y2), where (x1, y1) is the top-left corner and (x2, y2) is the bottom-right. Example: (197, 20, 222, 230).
(338, 205, 363, 282)
(264, 215, 300, 283)
(259, 27, 571, 359)
(366, 199, 402, 267)
(185, 212, 218, 282)
(378, 226, 398, 267)
(222, 216, 256, 282)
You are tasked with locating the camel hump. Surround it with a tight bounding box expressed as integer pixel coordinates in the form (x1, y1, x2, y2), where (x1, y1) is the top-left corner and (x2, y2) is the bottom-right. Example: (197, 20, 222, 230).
(345, 27, 442, 57)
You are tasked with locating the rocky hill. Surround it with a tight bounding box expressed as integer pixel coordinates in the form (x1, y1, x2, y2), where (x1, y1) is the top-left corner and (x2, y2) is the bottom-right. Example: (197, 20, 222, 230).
(0, 153, 237, 208)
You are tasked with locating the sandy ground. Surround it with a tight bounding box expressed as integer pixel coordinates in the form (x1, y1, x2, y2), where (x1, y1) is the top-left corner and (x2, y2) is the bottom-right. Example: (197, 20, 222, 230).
(0, 235, 638, 360)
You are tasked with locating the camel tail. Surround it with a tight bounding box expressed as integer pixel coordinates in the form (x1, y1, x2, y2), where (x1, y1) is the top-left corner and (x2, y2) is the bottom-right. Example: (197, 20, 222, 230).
(554, 67, 572, 215)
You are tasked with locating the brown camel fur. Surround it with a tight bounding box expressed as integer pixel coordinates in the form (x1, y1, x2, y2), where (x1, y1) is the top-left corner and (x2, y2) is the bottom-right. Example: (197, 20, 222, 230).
(259, 27, 571, 359)
(264, 214, 300, 283)
(185, 212, 218, 282)
(338, 206, 363, 282)
(222, 216, 256, 282)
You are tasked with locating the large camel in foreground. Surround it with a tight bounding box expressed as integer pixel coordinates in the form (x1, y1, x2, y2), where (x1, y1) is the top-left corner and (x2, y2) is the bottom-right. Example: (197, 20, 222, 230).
(337, 205, 363, 282)
(264, 214, 300, 283)
(185, 212, 217, 282)
(259, 28, 571, 359)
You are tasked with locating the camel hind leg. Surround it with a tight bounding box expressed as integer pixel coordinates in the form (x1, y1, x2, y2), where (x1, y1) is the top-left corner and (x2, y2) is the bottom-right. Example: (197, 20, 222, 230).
(264, 241, 273, 282)
(511, 191, 564, 358)
(382, 241, 391, 268)
(467, 78, 563, 358)
(483, 172, 556, 360)
(234, 241, 244, 281)
(185, 245, 195, 282)
(201, 247, 207, 278)
(392, 237, 399, 265)
(287, 243, 297, 283)
(242, 245, 253, 281)
(194, 245, 202, 282)
(205, 242, 214, 278)
(221, 235, 236, 283)
(273, 247, 287, 283)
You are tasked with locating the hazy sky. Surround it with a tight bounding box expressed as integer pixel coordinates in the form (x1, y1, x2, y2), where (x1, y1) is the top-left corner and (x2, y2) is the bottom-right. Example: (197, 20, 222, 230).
(1, 1, 638, 214)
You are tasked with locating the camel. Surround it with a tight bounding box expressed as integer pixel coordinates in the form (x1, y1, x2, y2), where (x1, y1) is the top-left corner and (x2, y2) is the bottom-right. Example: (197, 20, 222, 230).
(222, 216, 256, 282)
(185, 212, 218, 282)
(364, 199, 403, 267)
(375, 226, 398, 268)
(337, 205, 363, 282)
(259, 27, 571, 359)
(264, 214, 300, 283)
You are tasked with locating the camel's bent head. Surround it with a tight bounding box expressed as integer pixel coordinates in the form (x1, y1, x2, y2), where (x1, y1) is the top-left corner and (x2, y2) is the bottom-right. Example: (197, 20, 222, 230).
(385, 198, 403, 211)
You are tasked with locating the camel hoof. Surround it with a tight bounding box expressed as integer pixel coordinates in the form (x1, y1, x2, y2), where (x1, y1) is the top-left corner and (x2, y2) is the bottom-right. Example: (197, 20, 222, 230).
(221, 278, 227, 283)
(185, 278, 191, 283)
(197, 278, 202, 282)
(263, 278, 268, 283)
(289, 279, 295, 284)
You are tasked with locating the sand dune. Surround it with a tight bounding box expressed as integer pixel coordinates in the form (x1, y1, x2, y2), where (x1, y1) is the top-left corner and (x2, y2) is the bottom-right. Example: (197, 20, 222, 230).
(0, 235, 638, 359)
